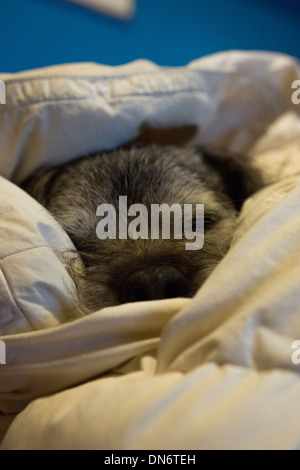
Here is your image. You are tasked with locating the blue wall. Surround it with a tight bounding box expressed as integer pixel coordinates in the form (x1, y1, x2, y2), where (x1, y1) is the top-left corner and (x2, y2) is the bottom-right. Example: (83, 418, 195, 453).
(1, 0, 299, 73)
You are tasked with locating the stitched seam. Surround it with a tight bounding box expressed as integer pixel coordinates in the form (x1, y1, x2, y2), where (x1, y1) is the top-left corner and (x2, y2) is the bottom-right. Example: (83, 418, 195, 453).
(2, 87, 205, 109)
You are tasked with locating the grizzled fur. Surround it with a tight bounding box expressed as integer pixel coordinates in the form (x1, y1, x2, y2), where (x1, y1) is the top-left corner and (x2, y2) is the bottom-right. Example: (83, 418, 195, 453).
(22, 145, 262, 313)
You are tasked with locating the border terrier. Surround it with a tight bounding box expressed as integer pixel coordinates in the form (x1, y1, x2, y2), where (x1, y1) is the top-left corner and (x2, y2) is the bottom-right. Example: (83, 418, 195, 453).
(22, 144, 262, 313)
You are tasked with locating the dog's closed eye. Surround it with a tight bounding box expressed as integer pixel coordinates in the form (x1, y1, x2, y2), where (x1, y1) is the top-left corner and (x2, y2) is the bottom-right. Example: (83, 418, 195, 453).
(189, 215, 218, 232)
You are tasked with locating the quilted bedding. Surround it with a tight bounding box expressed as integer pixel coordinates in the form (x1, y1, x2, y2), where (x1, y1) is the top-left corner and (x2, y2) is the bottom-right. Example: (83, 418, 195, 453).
(0, 50, 300, 450)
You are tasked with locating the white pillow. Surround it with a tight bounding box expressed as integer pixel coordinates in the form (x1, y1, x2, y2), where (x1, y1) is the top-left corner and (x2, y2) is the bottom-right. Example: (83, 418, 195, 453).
(0, 177, 76, 335)
(0, 51, 299, 186)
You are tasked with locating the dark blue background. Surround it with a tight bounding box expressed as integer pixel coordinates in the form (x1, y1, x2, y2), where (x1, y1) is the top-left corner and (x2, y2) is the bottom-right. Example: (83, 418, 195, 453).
(1, 0, 299, 73)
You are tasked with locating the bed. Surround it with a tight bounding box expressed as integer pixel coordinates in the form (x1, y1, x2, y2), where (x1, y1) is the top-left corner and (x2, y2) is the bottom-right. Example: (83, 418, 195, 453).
(1, 50, 300, 450)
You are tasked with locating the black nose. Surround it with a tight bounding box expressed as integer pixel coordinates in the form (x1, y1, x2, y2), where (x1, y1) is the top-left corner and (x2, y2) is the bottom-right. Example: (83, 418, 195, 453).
(118, 266, 190, 303)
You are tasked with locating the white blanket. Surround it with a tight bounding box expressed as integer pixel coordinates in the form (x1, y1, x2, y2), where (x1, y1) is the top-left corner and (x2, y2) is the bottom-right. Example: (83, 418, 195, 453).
(0, 51, 300, 450)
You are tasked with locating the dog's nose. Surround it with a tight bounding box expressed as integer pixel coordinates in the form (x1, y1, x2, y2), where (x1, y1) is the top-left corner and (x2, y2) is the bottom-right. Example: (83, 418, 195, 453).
(118, 266, 190, 303)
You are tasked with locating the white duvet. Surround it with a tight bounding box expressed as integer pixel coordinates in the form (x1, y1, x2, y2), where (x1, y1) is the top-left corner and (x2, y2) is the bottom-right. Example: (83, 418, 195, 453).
(0, 50, 300, 450)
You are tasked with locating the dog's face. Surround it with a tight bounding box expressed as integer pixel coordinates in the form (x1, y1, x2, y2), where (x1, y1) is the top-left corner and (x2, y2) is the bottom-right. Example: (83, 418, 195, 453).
(23, 145, 261, 313)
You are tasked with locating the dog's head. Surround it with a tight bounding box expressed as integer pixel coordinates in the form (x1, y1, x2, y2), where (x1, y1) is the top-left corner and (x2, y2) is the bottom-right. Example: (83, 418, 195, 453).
(23, 145, 262, 312)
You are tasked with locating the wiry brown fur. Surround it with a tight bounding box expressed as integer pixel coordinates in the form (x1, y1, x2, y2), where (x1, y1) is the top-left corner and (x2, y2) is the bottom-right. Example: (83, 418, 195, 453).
(22, 145, 262, 314)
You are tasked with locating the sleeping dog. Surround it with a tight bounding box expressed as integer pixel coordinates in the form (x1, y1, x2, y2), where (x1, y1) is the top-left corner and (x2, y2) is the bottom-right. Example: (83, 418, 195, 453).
(22, 144, 262, 313)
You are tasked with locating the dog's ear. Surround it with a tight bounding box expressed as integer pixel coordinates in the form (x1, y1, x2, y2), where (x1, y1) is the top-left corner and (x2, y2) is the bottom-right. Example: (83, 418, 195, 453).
(200, 149, 264, 211)
(163, 146, 264, 211)
(21, 165, 62, 207)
